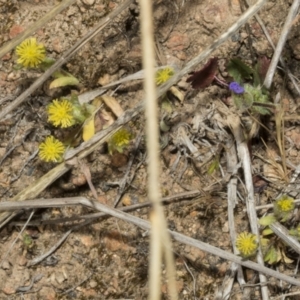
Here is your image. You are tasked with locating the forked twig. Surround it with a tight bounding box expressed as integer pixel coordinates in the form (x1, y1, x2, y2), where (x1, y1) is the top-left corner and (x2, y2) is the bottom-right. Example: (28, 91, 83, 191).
(4, 196, 300, 286)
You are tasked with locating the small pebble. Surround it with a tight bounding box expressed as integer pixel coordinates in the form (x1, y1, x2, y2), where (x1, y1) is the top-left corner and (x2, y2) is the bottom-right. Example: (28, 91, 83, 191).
(2, 284, 15, 295)
(89, 280, 97, 288)
(82, 0, 95, 6)
(18, 256, 28, 267)
(121, 194, 139, 206)
(55, 272, 66, 284)
(1, 260, 10, 270)
(222, 221, 229, 233)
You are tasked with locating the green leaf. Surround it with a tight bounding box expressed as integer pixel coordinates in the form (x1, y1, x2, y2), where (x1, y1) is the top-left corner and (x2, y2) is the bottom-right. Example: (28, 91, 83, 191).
(244, 84, 270, 115)
(262, 227, 274, 236)
(49, 76, 79, 89)
(207, 157, 219, 175)
(39, 57, 56, 71)
(23, 234, 33, 247)
(264, 246, 278, 264)
(227, 58, 254, 83)
(161, 98, 173, 114)
(52, 69, 75, 79)
(259, 214, 276, 226)
(252, 67, 261, 87)
(260, 238, 270, 253)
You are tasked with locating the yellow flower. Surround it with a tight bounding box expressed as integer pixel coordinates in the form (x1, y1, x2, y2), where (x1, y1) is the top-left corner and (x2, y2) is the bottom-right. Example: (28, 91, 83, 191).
(39, 136, 65, 163)
(47, 99, 75, 128)
(108, 128, 132, 154)
(16, 37, 46, 68)
(275, 195, 294, 212)
(155, 67, 174, 85)
(236, 232, 258, 258)
(274, 195, 295, 222)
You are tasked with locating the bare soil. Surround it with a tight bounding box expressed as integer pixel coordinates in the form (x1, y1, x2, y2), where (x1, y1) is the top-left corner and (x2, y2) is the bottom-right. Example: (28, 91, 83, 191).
(1, 0, 300, 299)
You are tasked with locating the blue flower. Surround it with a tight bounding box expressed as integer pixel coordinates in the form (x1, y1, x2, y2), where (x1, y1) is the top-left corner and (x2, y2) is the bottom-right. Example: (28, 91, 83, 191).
(229, 82, 245, 94)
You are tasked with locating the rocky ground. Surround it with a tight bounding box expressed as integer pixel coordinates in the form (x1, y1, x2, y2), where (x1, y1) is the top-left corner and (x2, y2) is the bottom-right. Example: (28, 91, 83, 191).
(1, 0, 300, 299)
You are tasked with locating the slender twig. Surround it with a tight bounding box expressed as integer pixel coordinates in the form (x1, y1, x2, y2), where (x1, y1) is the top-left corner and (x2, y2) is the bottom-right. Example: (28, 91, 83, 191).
(113, 132, 143, 207)
(0, 163, 72, 228)
(182, 259, 197, 300)
(271, 291, 300, 300)
(218, 135, 246, 300)
(27, 229, 72, 266)
(0, 191, 201, 213)
(270, 222, 300, 255)
(59, 273, 93, 295)
(229, 114, 269, 299)
(263, 0, 300, 89)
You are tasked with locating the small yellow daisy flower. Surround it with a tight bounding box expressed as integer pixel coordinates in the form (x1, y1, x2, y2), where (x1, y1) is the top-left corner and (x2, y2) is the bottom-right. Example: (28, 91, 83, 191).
(16, 37, 46, 68)
(47, 99, 75, 128)
(274, 195, 295, 221)
(39, 136, 65, 163)
(155, 67, 174, 85)
(236, 232, 258, 258)
(275, 195, 294, 212)
(108, 128, 132, 154)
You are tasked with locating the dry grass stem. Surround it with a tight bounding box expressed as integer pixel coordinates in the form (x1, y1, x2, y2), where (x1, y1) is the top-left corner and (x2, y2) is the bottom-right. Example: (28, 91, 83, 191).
(263, 0, 300, 89)
(139, 0, 177, 298)
(28, 230, 72, 267)
(229, 114, 269, 299)
(217, 135, 245, 299)
(270, 222, 300, 255)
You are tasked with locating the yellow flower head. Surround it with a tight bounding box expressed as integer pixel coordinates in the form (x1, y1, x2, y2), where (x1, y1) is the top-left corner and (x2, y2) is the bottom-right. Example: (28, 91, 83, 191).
(155, 67, 174, 85)
(274, 195, 295, 222)
(236, 232, 258, 258)
(16, 37, 46, 68)
(47, 99, 75, 128)
(275, 195, 294, 213)
(108, 128, 132, 154)
(39, 136, 65, 163)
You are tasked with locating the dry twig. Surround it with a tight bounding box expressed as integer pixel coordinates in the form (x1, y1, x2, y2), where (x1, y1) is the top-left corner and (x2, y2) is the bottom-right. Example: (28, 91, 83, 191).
(263, 0, 300, 89)
(1, 196, 300, 286)
(229, 114, 269, 299)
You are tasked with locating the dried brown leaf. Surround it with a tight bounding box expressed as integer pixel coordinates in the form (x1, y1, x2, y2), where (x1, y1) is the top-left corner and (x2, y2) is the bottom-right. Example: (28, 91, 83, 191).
(186, 57, 218, 89)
